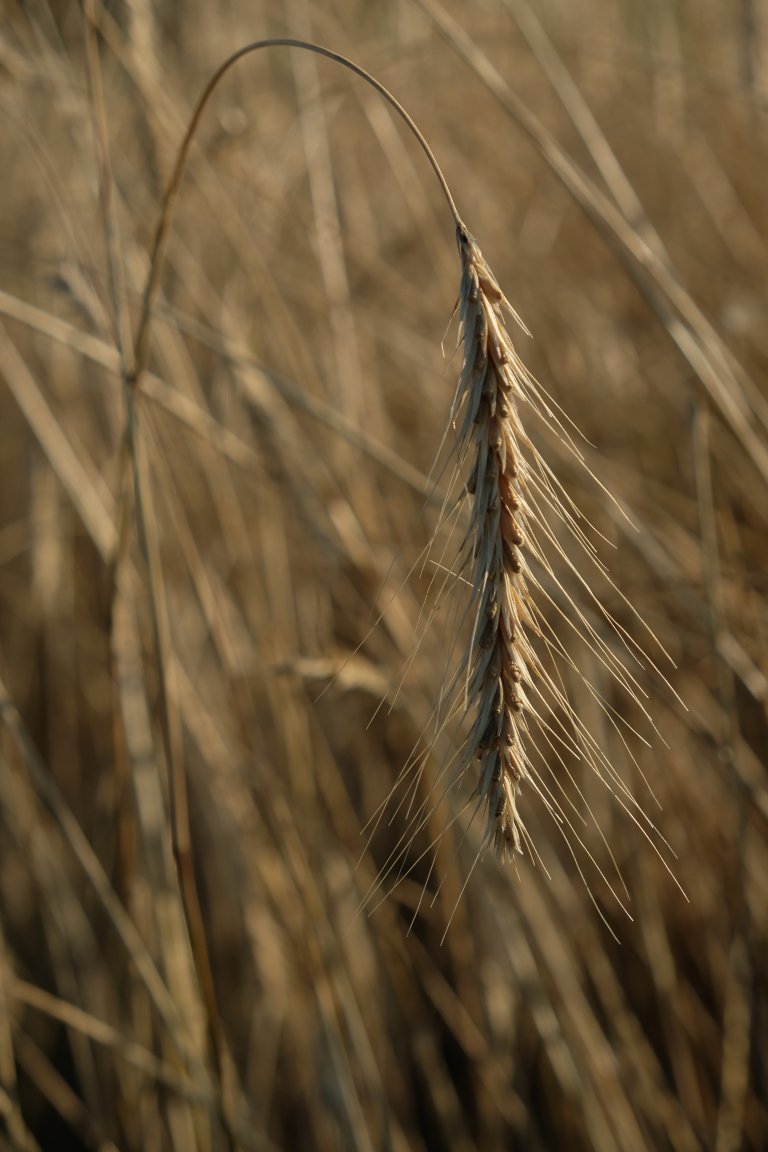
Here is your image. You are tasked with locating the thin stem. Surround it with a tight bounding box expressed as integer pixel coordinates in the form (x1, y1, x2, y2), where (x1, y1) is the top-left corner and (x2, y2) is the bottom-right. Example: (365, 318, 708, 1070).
(132, 37, 464, 388)
(119, 39, 465, 1147)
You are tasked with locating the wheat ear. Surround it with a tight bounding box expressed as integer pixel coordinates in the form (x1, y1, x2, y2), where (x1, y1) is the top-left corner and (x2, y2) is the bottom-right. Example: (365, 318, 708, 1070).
(449, 226, 541, 859)
(435, 224, 680, 889)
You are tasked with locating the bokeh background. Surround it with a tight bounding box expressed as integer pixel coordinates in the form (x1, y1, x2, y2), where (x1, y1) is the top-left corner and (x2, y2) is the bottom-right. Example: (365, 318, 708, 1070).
(0, 1, 766, 1149)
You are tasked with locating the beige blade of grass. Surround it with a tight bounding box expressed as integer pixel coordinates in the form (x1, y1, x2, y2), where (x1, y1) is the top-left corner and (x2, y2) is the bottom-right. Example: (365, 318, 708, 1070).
(288, 1, 366, 425)
(0, 931, 42, 1152)
(0, 667, 194, 1063)
(85, 6, 249, 1119)
(188, 303, 436, 497)
(0, 289, 259, 469)
(13, 1031, 116, 1152)
(692, 405, 751, 1152)
(499, 0, 655, 234)
(7, 979, 277, 1151)
(0, 323, 116, 563)
(0, 283, 436, 500)
(7, 977, 211, 1106)
(411, 0, 768, 483)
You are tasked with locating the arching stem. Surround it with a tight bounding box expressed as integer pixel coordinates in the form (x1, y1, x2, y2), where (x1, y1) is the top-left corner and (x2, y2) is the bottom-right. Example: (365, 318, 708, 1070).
(131, 37, 465, 388)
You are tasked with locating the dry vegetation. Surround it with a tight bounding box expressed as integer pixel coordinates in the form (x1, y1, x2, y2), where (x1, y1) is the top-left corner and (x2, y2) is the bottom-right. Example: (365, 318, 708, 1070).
(0, 1, 766, 1149)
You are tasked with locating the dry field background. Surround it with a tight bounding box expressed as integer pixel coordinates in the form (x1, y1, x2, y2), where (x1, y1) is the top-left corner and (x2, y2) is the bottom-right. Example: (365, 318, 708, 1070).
(0, 1, 766, 1149)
